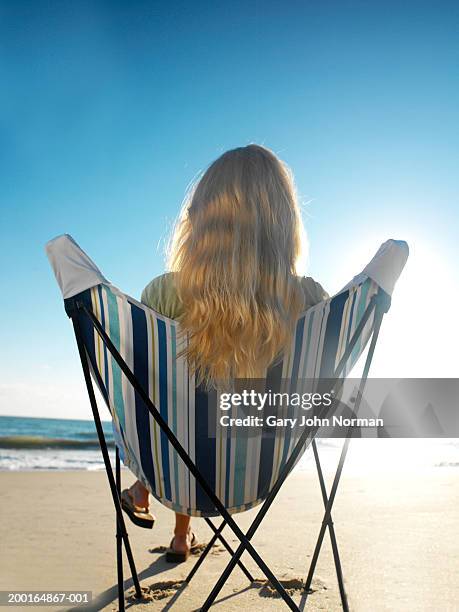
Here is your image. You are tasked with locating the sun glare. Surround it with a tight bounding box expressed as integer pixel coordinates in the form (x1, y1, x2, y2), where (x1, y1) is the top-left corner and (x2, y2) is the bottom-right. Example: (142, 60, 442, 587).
(372, 238, 458, 377)
(330, 232, 459, 378)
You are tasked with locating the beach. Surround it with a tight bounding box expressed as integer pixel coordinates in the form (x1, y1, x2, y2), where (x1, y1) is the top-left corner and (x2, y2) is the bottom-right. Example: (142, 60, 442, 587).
(1, 462, 458, 611)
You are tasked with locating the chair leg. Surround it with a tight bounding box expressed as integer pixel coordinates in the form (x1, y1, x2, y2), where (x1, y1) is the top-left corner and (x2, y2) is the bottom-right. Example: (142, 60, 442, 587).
(200, 515, 300, 612)
(186, 519, 254, 584)
(185, 519, 225, 583)
(303, 435, 351, 602)
(303, 304, 385, 607)
(72, 316, 142, 603)
(116, 448, 125, 612)
(309, 440, 349, 612)
(204, 518, 254, 582)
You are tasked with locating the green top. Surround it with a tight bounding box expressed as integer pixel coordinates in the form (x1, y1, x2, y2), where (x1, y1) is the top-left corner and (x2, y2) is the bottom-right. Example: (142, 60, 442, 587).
(141, 272, 329, 319)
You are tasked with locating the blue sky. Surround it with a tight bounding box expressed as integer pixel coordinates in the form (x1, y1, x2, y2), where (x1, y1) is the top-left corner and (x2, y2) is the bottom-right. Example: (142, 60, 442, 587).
(1, 1, 458, 419)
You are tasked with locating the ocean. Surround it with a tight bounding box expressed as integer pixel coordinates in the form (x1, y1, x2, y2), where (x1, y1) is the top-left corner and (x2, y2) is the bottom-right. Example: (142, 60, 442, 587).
(1, 415, 458, 472)
(0, 415, 115, 471)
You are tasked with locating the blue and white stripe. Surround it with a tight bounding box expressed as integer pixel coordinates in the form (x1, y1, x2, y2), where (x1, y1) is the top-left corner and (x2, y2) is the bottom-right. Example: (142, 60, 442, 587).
(75, 276, 380, 516)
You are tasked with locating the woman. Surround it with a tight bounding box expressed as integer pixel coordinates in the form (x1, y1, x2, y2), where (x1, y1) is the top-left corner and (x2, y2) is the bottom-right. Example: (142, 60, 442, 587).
(121, 144, 329, 561)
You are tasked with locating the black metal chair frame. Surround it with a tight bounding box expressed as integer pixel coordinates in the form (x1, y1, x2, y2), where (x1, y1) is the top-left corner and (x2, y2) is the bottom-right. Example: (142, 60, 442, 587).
(69, 287, 391, 611)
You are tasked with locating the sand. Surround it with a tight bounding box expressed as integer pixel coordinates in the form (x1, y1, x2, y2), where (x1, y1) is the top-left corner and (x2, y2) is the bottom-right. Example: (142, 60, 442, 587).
(1, 466, 458, 611)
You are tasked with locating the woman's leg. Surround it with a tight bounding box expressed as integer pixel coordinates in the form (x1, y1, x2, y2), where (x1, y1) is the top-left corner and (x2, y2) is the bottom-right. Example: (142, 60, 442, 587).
(172, 513, 192, 552)
(127, 483, 192, 550)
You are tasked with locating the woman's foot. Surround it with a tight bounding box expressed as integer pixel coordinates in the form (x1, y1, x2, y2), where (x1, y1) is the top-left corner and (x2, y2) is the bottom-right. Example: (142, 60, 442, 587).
(128, 481, 150, 510)
(166, 529, 198, 563)
(121, 482, 155, 529)
(172, 528, 196, 553)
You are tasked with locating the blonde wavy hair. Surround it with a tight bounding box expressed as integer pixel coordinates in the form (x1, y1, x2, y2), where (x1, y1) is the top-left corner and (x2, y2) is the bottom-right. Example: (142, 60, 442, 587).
(168, 144, 307, 387)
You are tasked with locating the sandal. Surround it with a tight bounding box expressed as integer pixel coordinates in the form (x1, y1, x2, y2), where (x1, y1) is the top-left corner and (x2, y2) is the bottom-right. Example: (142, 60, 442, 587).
(166, 532, 199, 563)
(121, 489, 155, 529)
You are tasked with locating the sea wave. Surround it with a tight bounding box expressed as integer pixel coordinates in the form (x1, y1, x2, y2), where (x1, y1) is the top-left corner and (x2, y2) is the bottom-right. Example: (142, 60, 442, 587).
(0, 448, 115, 471)
(0, 436, 115, 450)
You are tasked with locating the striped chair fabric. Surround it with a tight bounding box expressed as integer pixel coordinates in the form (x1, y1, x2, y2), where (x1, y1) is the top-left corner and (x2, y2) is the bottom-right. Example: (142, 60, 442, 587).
(46, 235, 408, 517)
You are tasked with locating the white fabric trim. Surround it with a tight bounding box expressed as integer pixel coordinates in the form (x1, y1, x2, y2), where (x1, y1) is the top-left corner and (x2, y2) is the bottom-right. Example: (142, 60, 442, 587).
(339, 239, 409, 296)
(45, 234, 108, 299)
(46, 234, 409, 300)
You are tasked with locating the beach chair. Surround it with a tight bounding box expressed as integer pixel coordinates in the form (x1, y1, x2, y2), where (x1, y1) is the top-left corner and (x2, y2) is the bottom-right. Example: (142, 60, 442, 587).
(46, 235, 408, 611)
